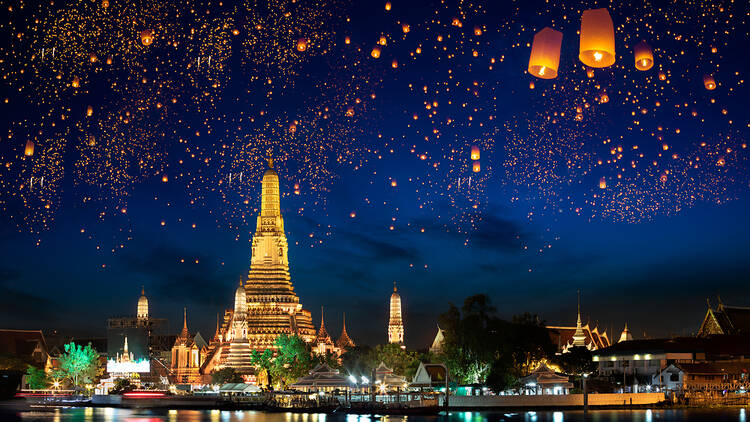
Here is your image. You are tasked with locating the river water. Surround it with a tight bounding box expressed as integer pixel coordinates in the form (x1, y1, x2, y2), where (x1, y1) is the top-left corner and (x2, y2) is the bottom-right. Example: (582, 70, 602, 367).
(0, 408, 748, 422)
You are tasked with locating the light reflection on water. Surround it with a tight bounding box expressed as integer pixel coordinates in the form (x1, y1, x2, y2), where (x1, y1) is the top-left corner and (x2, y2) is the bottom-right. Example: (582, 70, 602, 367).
(3, 408, 750, 422)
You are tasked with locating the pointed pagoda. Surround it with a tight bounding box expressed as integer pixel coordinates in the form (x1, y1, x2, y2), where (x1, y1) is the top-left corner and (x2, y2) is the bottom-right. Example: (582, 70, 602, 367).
(171, 308, 206, 384)
(697, 296, 750, 337)
(336, 313, 355, 350)
(137, 286, 149, 320)
(243, 157, 316, 349)
(546, 290, 611, 354)
(571, 290, 587, 347)
(316, 306, 332, 344)
(618, 323, 633, 342)
(226, 280, 254, 372)
(388, 282, 404, 345)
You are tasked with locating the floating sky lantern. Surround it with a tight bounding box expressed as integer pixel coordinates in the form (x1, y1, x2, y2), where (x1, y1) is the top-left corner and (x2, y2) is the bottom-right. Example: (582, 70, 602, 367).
(599, 92, 609, 103)
(140, 30, 154, 46)
(474, 26, 482, 36)
(528, 27, 563, 79)
(371, 46, 381, 58)
(472, 161, 481, 173)
(471, 145, 480, 160)
(71, 77, 80, 88)
(379, 36, 387, 46)
(391, 59, 398, 68)
(658, 71, 666, 80)
(344, 36, 351, 44)
(86, 105, 93, 117)
(579, 8, 616, 68)
(102, 0, 109, 8)
(703, 74, 716, 90)
(599, 177, 607, 189)
(385, 2, 391, 11)
(232, 29, 240, 36)
(89, 53, 97, 63)
(162, 174, 168, 183)
(88, 135, 96, 146)
(24, 140, 34, 157)
(390, 179, 397, 187)
(296, 38, 308, 52)
(402, 24, 410, 34)
(586, 68, 594, 78)
(633, 41, 653, 71)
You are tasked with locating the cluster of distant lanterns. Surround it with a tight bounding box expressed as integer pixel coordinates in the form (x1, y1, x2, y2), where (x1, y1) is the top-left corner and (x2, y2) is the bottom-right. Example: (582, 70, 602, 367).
(527, 8, 716, 90)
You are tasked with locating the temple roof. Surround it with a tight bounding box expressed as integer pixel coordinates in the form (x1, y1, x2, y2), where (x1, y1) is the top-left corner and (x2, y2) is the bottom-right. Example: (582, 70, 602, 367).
(699, 301, 750, 337)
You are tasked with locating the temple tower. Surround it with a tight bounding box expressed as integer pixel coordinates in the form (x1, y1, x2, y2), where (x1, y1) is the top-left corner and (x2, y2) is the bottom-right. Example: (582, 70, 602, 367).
(227, 280, 253, 371)
(336, 313, 355, 349)
(137, 286, 149, 320)
(388, 282, 404, 344)
(243, 157, 316, 349)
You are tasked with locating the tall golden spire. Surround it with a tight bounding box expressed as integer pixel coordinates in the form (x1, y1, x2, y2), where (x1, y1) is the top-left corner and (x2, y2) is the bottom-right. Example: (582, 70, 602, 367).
(337, 312, 355, 349)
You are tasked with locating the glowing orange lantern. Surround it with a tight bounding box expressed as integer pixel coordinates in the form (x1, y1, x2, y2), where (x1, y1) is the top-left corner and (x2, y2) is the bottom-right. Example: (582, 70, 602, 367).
(162, 174, 168, 183)
(391, 59, 398, 68)
(296, 38, 308, 52)
(472, 161, 481, 173)
(344, 36, 351, 44)
(371, 46, 381, 58)
(599, 92, 609, 103)
(474, 26, 482, 36)
(579, 8, 616, 68)
(633, 41, 653, 71)
(140, 30, 154, 46)
(24, 140, 34, 156)
(703, 74, 716, 90)
(385, 2, 391, 11)
(71, 77, 80, 88)
(102, 0, 109, 8)
(470, 145, 480, 160)
(86, 105, 93, 117)
(89, 53, 97, 63)
(599, 177, 607, 189)
(88, 135, 96, 146)
(586, 68, 594, 78)
(528, 27, 563, 79)
(390, 179, 397, 187)
(402, 24, 410, 34)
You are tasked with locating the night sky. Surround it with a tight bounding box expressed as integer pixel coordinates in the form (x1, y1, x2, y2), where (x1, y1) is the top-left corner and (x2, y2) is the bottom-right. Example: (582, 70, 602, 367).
(0, 0, 748, 349)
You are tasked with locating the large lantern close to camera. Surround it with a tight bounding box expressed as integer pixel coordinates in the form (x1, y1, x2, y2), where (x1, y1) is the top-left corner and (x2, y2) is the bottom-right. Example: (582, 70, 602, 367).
(579, 8, 616, 68)
(633, 41, 654, 71)
(703, 74, 716, 90)
(528, 27, 563, 79)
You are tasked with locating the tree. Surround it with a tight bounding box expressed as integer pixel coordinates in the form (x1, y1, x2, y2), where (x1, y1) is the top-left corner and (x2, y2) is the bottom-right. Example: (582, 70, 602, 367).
(341, 345, 374, 378)
(58, 342, 100, 387)
(435, 296, 557, 392)
(553, 346, 597, 376)
(250, 349, 274, 387)
(370, 343, 419, 378)
(110, 378, 133, 394)
(270, 334, 316, 387)
(24, 365, 49, 389)
(210, 367, 243, 385)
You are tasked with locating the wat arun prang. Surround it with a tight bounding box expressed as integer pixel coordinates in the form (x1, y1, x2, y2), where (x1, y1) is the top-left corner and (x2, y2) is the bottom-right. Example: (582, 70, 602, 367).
(175, 158, 329, 384)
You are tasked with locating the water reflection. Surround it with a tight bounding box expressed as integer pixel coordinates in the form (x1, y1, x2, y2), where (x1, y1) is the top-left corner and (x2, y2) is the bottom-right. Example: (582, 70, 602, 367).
(6, 408, 750, 422)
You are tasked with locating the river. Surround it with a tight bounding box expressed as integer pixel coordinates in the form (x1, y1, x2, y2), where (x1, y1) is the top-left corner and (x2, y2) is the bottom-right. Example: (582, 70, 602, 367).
(0, 408, 748, 422)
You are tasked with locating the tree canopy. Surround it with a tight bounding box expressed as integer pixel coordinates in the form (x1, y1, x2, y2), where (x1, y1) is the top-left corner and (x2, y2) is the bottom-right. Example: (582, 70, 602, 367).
(436, 294, 557, 392)
(57, 342, 101, 387)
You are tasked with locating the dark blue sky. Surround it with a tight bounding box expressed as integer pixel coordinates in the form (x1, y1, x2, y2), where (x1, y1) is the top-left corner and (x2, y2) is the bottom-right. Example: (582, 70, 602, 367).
(0, 0, 748, 348)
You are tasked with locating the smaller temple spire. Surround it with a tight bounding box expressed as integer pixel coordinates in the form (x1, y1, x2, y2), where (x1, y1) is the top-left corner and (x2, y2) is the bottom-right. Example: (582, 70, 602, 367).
(618, 322, 633, 343)
(572, 290, 587, 347)
(393, 281, 397, 293)
(317, 306, 331, 343)
(336, 312, 355, 349)
(181, 307, 189, 337)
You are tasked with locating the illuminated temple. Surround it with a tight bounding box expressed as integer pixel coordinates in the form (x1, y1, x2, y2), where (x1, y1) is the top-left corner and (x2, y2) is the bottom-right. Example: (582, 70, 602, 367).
(176, 159, 328, 383)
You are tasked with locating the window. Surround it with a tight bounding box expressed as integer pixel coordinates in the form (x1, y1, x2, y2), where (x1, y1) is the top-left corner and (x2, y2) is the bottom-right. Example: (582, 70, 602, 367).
(670, 374, 679, 382)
